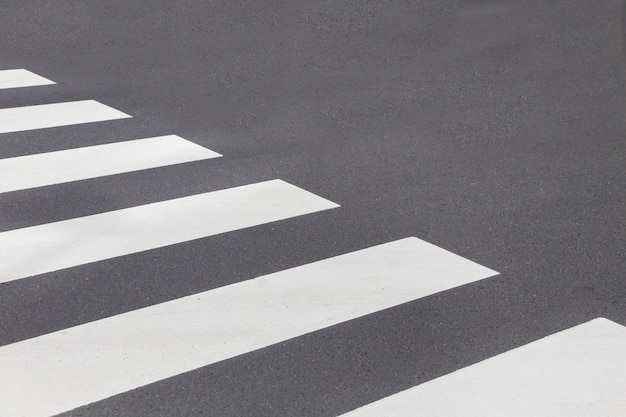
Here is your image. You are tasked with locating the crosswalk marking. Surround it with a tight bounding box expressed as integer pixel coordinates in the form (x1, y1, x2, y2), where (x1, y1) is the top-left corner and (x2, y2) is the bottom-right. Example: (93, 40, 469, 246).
(0, 99, 131, 134)
(0, 179, 338, 284)
(0, 69, 55, 90)
(338, 318, 626, 417)
(0, 135, 222, 193)
(0, 237, 497, 417)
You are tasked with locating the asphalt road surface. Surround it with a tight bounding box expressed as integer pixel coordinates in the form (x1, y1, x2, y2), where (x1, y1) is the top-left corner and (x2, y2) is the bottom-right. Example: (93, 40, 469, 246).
(0, 0, 625, 416)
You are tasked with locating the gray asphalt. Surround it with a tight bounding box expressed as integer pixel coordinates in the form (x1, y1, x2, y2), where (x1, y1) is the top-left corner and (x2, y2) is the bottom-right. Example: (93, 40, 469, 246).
(1, 0, 624, 416)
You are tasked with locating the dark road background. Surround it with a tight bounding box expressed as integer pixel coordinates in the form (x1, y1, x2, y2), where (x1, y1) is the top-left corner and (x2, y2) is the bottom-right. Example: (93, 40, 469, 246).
(1, 1, 624, 415)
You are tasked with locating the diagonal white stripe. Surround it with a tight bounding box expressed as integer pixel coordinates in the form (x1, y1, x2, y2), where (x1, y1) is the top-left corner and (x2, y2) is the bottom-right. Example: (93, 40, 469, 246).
(0, 69, 55, 90)
(0, 100, 131, 134)
(0, 135, 222, 193)
(0, 179, 339, 283)
(338, 318, 626, 417)
(0, 237, 497, 417)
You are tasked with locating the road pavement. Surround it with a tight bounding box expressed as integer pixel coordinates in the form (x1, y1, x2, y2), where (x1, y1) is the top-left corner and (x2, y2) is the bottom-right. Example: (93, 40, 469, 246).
(0, 0, 624, 416)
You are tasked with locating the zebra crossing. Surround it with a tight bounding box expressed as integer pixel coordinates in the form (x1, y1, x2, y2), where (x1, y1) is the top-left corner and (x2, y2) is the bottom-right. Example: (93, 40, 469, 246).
(0, 100, 130, 134)
(339, 318, 626, 416)
(1, 68, 624, 416)
(0, 237, 496, 417)
(0, 135, 221, 193)
(0, 69, 55, 90)
(0, 180, 338, 283)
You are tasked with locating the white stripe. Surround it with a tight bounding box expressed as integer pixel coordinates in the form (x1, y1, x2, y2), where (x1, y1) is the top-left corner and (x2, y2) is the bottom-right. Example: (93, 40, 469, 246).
(0, 135, 222, 193)
(339, 318, 626, 417)
(0, 100, 131, 134)
(0, 179, 338, 283)
(0, 69, 55, 90)
(0, 237, 497, 417)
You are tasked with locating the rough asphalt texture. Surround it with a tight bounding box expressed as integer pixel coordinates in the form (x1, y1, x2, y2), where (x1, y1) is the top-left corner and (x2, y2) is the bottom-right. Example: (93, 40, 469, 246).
(0, 0, 624, 416)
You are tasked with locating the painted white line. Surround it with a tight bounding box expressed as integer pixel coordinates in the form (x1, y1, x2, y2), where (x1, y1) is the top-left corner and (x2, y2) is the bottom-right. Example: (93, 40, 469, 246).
(0, 135, 222, 193)
(0, 69, 55, 90)
(339, 318, 626, 417)
(0, 237, 497, 417)
(0, 100, 131, 134)
(0, 179, 338, 284)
